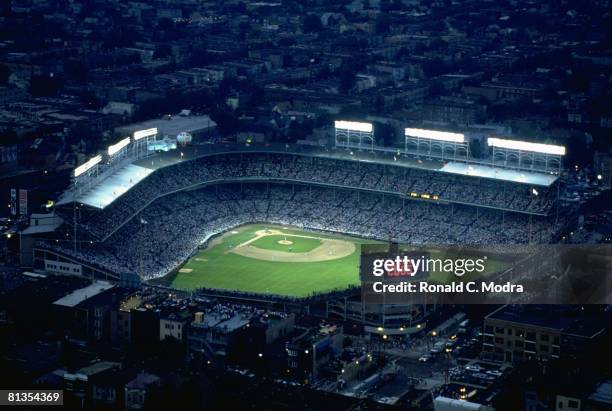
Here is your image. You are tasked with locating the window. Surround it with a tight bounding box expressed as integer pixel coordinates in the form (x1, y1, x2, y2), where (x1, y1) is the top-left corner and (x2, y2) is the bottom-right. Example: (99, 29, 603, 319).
(495, 337, 504, 344)
(526, 332, 536, 341)
(540, 344, 549, 352)
(507, 329, 513, 336)
(568, 400, 579, 408)
(485, 325, 493, 333)
(495, 326, 504, 334)
(540, 334, 549, 342)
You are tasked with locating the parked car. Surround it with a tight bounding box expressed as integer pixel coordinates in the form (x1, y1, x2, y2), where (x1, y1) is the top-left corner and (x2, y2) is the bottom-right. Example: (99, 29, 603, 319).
(418, 354, 433, 362)
(465, 364, 483, 372)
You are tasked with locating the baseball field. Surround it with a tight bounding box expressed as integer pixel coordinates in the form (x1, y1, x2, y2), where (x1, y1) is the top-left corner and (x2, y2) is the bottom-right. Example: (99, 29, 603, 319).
(170, 224, 369, 297)
(168, 223, 508, 297)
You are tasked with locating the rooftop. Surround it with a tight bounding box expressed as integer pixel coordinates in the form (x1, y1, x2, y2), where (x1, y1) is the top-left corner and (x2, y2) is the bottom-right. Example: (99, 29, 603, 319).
(57, 163, 153, 209)
(53, 281, 115, 308)
(126, 372, 160, 390)
(589, 380, 612, 405)
(440, 162, 558, 187)
(115, 114, 217, 139)
(486, 305, 609, 338)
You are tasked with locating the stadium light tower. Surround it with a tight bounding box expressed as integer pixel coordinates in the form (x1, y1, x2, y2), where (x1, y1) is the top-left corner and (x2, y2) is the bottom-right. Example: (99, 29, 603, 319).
(404, 128, 468, 160)
(73, 155, 102, 178)
(73, 154, 103, 197)
(488, 137, 566, 173)
(133, 127, 157, 159)
(334, 120, 374, 152)
(108, 137, 131, 156)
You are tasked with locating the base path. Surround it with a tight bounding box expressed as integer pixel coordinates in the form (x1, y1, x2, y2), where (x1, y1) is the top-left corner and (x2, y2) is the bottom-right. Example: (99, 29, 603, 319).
(230, 229, 356, 262)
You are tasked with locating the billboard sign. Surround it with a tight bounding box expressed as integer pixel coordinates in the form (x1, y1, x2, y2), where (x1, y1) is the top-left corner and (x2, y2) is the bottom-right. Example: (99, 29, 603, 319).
(10, 188, 16, 216)
(18, 189, 27, 216)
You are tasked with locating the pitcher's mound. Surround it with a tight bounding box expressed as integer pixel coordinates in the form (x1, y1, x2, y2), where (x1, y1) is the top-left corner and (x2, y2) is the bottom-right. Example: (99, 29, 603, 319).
(278, 240, 293, 245)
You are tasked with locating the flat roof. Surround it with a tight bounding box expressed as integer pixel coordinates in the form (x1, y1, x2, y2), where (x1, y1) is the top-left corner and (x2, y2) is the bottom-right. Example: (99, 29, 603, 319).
(53, 281, 114, 308)
(115, 115, 216, 138)
(440, 162, 558, 187)
(487, 305, 609, 337)
(217, 315, 249, 332)
(21, 221, 63, 235)
(58, 164, 153, 209)
(589, 380, 612, 404)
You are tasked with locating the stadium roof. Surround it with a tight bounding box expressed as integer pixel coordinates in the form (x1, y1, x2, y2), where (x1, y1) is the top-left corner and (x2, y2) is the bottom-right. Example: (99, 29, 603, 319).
(440, 162, 557, 187)
(53, 280, 114, 307)
(57, 164, 153, 209)
(58, 143, 558, 212)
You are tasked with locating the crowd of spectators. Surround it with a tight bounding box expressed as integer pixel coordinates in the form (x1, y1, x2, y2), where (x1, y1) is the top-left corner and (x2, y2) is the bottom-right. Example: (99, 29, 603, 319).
(66, 152, 558, 240)
(42, 182, 564, 280)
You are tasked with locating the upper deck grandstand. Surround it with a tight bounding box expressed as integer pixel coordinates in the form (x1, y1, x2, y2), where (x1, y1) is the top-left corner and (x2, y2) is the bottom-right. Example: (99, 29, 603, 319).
(39, 124, 569, 282)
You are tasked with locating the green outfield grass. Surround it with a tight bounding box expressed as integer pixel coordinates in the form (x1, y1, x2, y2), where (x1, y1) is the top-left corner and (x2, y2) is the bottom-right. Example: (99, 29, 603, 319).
(170, 224, 369, 297)
(168, 224, 508, 298)
(251, 234, 321, 253)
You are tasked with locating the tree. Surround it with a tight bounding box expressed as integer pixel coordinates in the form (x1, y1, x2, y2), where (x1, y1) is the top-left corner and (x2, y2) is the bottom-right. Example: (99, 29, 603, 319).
(0, 129, 18, 145)
(0, 65, 11, 84)
(423, 58, 450, 77)
(30, 74, 63, 97)
(157, 17, 174, 30)
(374, 122, 395, 146)
(338, 65, 357, 94)
(210, 109, 240, 136)
(375, 14, 391, 34)
(303, 14, 322, 33)
(153, 44, 172, 59)
(64, 60, 89, 81)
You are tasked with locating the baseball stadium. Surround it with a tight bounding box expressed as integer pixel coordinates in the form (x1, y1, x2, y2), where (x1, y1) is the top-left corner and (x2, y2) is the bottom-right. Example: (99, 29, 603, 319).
(31, 122, 567, 305)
